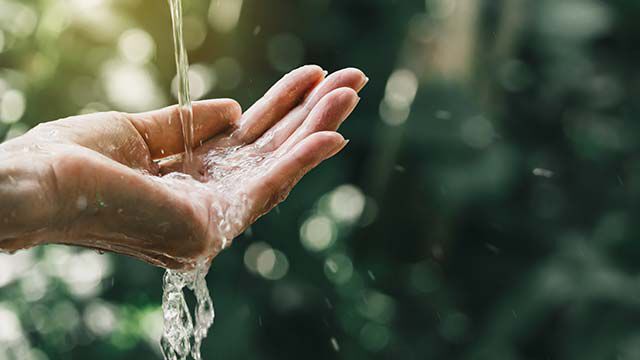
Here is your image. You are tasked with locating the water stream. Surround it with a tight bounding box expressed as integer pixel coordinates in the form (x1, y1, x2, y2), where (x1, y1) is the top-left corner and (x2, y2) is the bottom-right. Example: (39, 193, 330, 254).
(168, 0, 195, 174)
(161, 1, 214, 359)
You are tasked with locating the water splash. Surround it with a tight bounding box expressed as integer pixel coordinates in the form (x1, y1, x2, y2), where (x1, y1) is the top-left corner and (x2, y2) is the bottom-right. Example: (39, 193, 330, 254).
(160, 262, 214, 360)
(157, 142, 272, 360)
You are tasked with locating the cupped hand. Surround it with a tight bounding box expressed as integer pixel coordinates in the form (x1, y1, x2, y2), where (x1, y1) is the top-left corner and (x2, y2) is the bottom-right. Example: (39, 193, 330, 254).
(0, 66, 367, 269)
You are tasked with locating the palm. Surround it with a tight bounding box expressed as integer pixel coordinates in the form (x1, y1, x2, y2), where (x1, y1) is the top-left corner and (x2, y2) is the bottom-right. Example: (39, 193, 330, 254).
(151, 66, 366, 260)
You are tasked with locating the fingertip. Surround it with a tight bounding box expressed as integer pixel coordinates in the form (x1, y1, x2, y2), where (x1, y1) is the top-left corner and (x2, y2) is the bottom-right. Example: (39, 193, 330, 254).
(296, 65, 325, 84)
(301, 131, 346, 159)
(218, 98, 243, 111)
(305, 68, 367, 107)
(343, 67, 365, 73)
(299, 64, 324, 74)
(322, 132, 348, 159)
(286, 64, 324, 80)
(317, 87, 360, 115)
(193, 98, 242, 113)
(341, 67, 369, 90)
(193, 98, 242, 125)
(313, 130, 345, 142)
(221, 98, 242, 123)
(337, 87, 360, 101)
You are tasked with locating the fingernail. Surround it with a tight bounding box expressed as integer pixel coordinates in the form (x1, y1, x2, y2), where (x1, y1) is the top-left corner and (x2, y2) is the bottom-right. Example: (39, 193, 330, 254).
(340, 139, 351, 153)
(325, 139, 349, 159)
(357, 76, 370, 91)
(323, 70, 329, 77)
(336, 138, 350, 152)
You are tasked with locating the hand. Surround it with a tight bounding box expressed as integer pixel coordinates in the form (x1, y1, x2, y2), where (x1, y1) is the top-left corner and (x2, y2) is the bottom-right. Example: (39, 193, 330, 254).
(0, 66, 368, 269)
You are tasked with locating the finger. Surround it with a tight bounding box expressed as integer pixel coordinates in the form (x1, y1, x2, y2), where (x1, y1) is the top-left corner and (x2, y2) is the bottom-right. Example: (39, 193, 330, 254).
(233, 65, 325, 144)
(305, 68, 368, 110)
(165, 88, 358, 179)
(249, 131, 347, 216)
(255, 68, 368, 152)
(129, 99, 242, 159)
(276, 88, 359, 155)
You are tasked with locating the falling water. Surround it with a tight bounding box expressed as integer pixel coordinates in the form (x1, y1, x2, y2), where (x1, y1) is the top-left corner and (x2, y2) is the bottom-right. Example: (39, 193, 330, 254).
(161, 262, 214, 360)
(168, 0, 195, 174)
(162, 1, 214, 359)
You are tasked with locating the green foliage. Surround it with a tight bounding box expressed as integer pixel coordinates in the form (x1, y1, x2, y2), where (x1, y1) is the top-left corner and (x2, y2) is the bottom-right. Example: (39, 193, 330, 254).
(1, 0, 640, 359)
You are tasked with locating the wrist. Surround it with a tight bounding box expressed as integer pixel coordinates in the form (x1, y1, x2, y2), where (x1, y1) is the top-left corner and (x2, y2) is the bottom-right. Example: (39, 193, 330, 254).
(0, 154, 59, 250)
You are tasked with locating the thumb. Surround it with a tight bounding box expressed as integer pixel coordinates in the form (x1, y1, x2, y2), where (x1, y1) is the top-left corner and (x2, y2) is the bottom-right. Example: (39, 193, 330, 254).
(129, 99, 242, 159)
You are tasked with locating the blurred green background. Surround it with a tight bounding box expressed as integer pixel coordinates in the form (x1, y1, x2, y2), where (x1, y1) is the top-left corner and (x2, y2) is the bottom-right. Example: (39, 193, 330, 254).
(2, 0, 640, 359)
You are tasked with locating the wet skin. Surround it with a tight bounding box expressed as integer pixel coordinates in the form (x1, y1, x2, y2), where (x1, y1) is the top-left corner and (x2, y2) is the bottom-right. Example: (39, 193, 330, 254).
(0, 66, 368, 269)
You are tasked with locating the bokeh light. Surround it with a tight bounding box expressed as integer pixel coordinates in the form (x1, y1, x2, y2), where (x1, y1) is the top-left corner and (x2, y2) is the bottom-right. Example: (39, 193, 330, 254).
(118, 29, 156, 65)
(300, 214, 336, 252)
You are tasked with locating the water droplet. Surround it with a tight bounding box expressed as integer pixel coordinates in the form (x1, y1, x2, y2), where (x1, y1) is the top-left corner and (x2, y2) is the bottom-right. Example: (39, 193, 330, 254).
(532, 168, 554, 178)
(330, 337, 340, 352)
